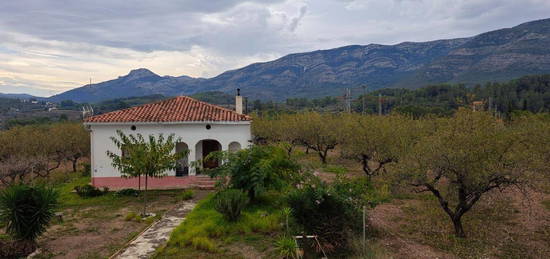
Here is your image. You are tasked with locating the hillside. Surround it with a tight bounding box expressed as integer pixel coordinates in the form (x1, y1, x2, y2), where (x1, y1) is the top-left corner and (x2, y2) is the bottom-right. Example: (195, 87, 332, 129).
(48, 18, 550, 102)
(0, 93, 41, 100)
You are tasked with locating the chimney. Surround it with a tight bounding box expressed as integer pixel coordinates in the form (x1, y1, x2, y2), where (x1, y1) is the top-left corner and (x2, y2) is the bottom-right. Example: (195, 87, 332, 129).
(235, 88, 243, 114)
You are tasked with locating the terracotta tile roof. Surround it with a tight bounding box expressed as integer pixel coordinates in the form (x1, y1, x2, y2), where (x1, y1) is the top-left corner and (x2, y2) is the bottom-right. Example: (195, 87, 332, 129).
(84, 96, 251, 123)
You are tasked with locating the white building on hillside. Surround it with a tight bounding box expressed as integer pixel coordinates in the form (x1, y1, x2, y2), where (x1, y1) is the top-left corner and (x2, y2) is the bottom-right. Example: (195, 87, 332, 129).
(83, 94, 251, 190)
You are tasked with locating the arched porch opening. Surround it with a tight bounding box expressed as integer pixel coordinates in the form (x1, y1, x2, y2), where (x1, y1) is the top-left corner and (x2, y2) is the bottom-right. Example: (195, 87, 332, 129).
(228, 141, 242, 153)
(195, 139, 222, 171)
(175, 142, 189, 177)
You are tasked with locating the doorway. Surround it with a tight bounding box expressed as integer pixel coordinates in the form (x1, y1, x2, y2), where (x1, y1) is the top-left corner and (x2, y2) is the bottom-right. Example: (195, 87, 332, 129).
(201, 140, 221, 169)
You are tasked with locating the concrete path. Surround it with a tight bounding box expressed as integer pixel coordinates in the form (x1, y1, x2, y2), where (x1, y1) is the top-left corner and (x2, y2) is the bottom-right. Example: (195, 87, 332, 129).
(114, 201, 196, 259)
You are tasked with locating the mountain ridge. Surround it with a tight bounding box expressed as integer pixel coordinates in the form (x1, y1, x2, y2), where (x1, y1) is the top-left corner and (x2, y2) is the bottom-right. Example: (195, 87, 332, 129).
(48, 18, 550, 103)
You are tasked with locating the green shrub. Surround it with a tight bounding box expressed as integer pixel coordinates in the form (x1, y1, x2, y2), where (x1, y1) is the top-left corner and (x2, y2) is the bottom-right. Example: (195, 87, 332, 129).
(124, 212, 138, 221)
(177, 190, 195, 201)
(82, 163, 91, 177)
(214, 189, 249, 222)
(206, 145, 301, 200)
(287, 183, 361, 253)
(275, 236, 298, 259)
(331, 176, 390, 208)
(0, 184, 59, 241)
(116, 188, 140, 197)
(74, 184, 107, 198)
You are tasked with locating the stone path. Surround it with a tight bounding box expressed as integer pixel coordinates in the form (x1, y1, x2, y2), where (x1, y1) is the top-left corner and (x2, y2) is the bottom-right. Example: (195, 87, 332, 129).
(113, 201, 196, 259)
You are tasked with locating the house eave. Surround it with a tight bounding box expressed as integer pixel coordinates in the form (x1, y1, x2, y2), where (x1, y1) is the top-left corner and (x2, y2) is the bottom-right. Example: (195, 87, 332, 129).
(83, 120, 251, 126)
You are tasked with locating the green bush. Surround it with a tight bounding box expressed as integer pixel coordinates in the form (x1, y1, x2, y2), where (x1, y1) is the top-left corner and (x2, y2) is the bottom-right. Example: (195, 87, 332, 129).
(177, 190, 195, 201)
(287, 183, 361, 253)
(74, 184, 107, 198)
(331, 176, 390, 208)
(275, 236, 298, 259)
(0, 184, 59, 241)
(206, 145, 301, 200)
(82, 163, 91, 177)
(116, 188, 140, 197)
(124, 212, 138, 221)
(214, 189, 249, 221)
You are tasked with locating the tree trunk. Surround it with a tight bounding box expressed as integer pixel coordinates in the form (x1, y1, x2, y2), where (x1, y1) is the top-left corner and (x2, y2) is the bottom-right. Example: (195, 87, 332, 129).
(138, 175, 141, 191)
(143, 175, 148, 216)
(319, 149, 328, 164)
(452, 215, 466, 238)
(71, 159, 78, 172)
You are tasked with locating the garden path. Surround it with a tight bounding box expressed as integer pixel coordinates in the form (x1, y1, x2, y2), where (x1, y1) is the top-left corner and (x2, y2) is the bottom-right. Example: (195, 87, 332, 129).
(113, 201, 196, 259)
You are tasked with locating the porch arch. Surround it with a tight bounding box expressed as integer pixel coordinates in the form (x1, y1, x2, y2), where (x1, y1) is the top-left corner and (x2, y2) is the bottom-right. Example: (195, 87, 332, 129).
(228, 141, 242, 153)
(195, 139, 222, 170)
(175, 142, 189, 176)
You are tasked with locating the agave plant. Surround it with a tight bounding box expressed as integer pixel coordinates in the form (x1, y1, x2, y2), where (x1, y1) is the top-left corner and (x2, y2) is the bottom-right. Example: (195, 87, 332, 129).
(0, 184, 59, 242)
(275, 236, 298, 259)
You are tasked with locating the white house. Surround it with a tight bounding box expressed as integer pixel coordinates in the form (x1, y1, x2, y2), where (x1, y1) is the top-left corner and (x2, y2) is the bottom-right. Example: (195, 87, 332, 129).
(83, 94, 251, 190)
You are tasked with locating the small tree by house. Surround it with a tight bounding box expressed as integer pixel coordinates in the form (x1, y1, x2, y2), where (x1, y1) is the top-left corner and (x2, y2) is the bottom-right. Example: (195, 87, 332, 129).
(107, 130, 186, 216)
(397, 109, 536, 238)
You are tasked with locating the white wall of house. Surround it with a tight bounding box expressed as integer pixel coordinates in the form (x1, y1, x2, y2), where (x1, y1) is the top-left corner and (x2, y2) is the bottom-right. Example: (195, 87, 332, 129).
(86, 122, 251, 178)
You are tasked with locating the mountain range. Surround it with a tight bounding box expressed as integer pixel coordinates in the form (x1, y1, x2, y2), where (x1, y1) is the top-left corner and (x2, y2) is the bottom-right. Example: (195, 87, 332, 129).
(44, 18, 550, 103)
(0, 93, 41, 100)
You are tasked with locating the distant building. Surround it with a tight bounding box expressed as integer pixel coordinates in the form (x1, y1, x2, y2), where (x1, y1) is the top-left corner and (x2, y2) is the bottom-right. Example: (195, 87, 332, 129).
(472, 101, 485, 111)
(83, 93, 251, 190)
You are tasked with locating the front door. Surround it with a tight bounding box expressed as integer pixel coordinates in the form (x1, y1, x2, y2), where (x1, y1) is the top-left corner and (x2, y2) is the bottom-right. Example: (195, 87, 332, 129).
(202, 140, 221, 169)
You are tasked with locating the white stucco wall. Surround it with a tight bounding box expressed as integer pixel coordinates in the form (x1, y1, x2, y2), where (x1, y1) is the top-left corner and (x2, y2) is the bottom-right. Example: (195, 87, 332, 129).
(86, 122, 252, 178)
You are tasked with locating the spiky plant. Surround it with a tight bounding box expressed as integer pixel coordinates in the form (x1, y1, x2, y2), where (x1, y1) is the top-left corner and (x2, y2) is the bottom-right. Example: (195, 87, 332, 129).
(214, 189, 249, 221)
(275, 236, 298, 259)
(0, 184, 58, 242)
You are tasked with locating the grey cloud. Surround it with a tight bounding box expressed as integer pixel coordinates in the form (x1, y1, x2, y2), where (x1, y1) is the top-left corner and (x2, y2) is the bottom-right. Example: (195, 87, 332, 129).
(289, 6, 308, 32)
(0, 0, 285, 52)
(1, 0, 550, 96)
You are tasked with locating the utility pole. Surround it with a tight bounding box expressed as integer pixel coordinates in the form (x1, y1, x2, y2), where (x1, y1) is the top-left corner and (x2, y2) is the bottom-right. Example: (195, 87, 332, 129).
(343, 88, 352, 113)
(348, 88, 351, 113)
(362, 85, 367, 115)
(378, 93, 382, 116)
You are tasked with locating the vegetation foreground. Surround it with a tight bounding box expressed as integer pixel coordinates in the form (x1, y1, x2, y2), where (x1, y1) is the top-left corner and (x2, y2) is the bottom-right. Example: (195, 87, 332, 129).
(1, 108, 549, 258)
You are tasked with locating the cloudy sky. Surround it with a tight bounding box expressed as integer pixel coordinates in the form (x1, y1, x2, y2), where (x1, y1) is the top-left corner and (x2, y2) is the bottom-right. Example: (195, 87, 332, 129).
(1, 0, 549, 97)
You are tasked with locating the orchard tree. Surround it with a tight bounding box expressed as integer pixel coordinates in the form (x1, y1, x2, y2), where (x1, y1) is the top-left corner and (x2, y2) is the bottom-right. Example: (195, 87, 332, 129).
(340, 114, 421, 182)
(294, 112, 340, 164)
(51, 123, 90, 172)
(398, 109, 536, 238)
(107, 130, 186, 216)
(252, 114, 302, 155)
(0, 125, 66, 181)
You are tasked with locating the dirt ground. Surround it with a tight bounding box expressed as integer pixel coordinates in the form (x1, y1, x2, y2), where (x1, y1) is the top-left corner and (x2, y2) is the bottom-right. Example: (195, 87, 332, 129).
(309, 149, 550, 258)
(368, 188, 550, 259)
(36, 189, 211, 259)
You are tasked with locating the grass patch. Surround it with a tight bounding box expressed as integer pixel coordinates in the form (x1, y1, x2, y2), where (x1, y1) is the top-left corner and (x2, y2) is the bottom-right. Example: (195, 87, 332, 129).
(395, 195, 523, 258)
(54, 176, 180, 211)
(541, 199, 550, 211)
(155, 194, 283, 257)
(323, 164, 348, 174)
(176, 190, 195, 201)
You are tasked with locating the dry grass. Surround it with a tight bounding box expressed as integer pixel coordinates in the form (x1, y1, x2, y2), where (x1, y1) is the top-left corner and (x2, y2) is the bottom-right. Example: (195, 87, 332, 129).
(33, 174, 210, 259)
(368, 189, 550, 259)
